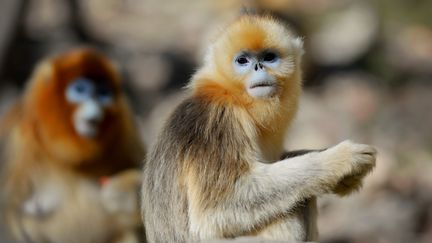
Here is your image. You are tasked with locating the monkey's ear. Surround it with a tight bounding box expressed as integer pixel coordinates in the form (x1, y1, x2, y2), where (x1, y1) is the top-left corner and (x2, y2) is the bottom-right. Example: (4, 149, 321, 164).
(291, 37, 305, 57)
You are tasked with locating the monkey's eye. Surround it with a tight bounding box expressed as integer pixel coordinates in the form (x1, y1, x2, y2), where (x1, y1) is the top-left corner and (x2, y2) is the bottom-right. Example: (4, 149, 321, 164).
(66, 78, 94, 103)
(96, 85, 114, 106)
(262, 52, 278, 63)
(235, 55, 250, 66)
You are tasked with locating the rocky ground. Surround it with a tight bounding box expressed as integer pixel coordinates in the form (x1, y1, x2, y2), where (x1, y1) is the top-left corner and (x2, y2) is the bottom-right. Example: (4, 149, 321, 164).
(1, 0, 431, 242)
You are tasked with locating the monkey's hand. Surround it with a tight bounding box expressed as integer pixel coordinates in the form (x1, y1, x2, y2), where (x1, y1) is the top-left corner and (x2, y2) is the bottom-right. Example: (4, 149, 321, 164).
(332, 169, 371, 196)
(22, 185, 62, 218)
(100, 169, 141, 215)
(320, 140, 376, 196)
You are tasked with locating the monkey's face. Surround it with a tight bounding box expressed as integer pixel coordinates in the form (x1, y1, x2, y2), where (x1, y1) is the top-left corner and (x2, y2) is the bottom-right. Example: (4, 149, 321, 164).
(232, 50, 281, 98)
(26, 48, 125, 163)
(210, 16, 303, 100)
(66, 78, 115, 139)
(54, 50, 121, 144)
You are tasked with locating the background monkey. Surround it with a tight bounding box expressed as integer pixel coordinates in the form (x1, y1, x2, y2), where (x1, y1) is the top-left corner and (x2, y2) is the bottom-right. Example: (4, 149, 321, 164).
(0, 48, 145, 243)
(141, 15, 376, 242)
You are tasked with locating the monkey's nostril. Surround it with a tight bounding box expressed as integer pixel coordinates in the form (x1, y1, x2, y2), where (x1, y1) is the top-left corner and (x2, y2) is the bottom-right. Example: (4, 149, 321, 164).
(254, 64, 258, 71)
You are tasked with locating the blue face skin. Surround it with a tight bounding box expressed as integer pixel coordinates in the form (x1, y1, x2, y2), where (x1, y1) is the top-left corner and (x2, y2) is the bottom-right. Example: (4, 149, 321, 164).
(66, 78, 114, 106)
(65, 78, 115, 138)
(233, 50, 281, 99)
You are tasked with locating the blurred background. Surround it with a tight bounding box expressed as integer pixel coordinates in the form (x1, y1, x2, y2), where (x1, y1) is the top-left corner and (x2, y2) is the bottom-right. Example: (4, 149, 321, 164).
(0, 0, 431, 242)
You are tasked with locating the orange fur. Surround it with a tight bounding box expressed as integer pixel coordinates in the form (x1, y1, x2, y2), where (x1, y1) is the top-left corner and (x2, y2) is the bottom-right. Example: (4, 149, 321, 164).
(0, 48, 145, 243)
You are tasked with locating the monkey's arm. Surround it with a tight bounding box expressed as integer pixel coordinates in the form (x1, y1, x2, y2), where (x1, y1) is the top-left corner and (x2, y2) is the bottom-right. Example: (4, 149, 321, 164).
(281, 149, 325, 159)
(282, 148, 371, 196)
(190, 141, 375, 237)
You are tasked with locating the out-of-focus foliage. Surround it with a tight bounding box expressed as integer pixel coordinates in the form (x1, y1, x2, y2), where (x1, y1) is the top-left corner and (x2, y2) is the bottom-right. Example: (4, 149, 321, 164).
(0, 0, 431, 242)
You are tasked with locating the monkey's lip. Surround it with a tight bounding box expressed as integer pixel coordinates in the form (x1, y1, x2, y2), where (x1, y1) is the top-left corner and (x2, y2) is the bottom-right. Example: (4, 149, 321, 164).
(249, 81, 276, 89)
(247, 81, 277, 98)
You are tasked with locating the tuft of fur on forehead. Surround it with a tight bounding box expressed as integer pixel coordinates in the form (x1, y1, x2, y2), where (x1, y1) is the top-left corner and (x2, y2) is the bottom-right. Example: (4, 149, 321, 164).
(218, 16, 297, 51)
(50, 48, 121, 89)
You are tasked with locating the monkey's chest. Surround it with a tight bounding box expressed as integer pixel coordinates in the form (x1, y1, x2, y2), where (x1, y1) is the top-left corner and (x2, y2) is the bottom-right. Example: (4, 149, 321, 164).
(21, 177, 118, 243)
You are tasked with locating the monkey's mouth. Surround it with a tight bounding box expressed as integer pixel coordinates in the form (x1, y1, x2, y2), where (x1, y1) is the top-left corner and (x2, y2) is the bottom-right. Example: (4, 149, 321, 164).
(249, 81, 276, 89)
(247, 81, 277, 98)
(74, 119, 101, 139)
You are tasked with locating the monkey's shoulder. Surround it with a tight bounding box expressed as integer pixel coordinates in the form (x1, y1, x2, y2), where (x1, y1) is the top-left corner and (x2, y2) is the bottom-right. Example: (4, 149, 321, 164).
(161, 96, 249, 155)
(0, 101, 23, 137)
(0, 101, 24, 164)
(167, 96, 234, 135)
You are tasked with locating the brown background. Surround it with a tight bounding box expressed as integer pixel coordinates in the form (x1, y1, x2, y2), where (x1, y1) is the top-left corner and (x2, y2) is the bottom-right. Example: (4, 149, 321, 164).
(0, 0, 431, 242)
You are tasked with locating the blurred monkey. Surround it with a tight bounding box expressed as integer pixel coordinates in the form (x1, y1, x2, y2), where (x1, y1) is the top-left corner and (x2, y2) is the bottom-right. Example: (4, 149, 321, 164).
(141, 15, 376, 242)
(0, 48, 145, 243)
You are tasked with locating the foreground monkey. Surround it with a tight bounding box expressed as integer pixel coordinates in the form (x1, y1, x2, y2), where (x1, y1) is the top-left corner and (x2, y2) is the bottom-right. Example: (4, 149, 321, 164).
(141, 15, 376, 242)
(0, 48, 145, 243)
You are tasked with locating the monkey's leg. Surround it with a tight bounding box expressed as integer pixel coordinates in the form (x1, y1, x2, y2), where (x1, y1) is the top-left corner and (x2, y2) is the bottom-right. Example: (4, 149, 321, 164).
(189, 141, 376, 237)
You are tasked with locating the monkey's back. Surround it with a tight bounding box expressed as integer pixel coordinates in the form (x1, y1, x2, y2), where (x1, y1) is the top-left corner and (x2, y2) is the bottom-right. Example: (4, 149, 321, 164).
(142, 140, 190, 241)
(141, 99, 198, 242)
(142, 95, 250, 242)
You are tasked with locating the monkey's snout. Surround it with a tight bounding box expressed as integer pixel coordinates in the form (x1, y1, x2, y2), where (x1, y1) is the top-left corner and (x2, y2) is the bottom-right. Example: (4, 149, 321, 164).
(73, 101, 106, 138)
(254, 63, 264, 71)
(80, 101, 105, 123)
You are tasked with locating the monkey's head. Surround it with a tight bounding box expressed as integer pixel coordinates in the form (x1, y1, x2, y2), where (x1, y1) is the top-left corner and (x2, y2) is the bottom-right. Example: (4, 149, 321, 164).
(23, 48, 134, 164)
(208, 15, 303, 99)
(193, 15, 304, 129)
